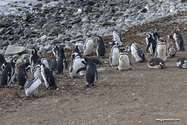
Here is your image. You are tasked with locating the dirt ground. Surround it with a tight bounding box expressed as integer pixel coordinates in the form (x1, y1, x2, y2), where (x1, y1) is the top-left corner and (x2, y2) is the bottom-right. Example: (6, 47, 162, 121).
(1, 12, 187, 125)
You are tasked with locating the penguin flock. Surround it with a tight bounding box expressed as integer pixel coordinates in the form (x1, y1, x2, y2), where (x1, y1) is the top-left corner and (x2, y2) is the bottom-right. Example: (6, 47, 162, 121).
(0, 27, 186, 98)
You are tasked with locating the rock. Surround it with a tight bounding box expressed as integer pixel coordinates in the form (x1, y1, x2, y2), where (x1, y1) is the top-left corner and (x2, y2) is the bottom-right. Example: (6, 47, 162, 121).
(23, 13, 32, 21)
(51, 38, 61, 44)
(5, 45, 26, 55)
(82, 17, 89, 22)
(76, 33, 83, 38)
(0, 49, 4, 54)
(60, 20, 68, 25)
(102, 21, 112, 26)
(48, 27, 61, 36)
(21, 54, 30, 59)
(83, 5, 92, 12)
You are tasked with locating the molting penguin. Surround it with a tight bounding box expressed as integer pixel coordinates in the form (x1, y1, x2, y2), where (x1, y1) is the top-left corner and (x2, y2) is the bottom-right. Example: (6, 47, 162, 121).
(17, 60, 30, 89)
(0, 58, 17, 88)
(74, 40, 84, 53)
(96, 36, 105, 59)
(167, 35, 177, 57)
(127, 43, 146, 62)
(118, 52, 131, 71)
(29, 49, 40, 70)
(76, 57, 98, 87)
(112, 29, 123, 46)
(150, 29, 160, 43)
(69, 53, 83, 79)
(52, 45, 60, 60)
(173, 28, 185, 51)
(145, 33, 157, 56)
(147, 57, 165, 69)
(56, 47, 67, 74)
(109, 42, 119, 66)
(176, 57, 187, 69)
(83, 33, 94, 56)
(155, 38, 167, 62)
(41, 64, 58, 90)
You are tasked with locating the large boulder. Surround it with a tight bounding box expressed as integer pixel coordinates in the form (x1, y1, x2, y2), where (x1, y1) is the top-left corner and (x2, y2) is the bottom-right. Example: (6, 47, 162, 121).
(5, 45, 26, 55)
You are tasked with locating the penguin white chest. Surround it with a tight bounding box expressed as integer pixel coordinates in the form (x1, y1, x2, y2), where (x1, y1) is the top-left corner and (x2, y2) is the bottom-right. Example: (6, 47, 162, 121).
(156, 45, 167, 61)
(110, 48, 119, 66)
(84, 39, 94, 56)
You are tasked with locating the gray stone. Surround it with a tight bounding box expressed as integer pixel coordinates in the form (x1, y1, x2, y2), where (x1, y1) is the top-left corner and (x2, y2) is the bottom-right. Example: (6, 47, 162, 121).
(5, 45, 26, 55)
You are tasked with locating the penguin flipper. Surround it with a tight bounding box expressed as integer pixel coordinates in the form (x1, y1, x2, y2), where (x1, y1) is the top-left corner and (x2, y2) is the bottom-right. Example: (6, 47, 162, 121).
(76, 67, 86, 74)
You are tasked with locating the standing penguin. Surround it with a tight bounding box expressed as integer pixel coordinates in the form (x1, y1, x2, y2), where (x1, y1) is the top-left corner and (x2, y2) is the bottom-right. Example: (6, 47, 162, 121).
(150, 29, 160, 43)
(0, 58, 17, 88)
(112, 29, 123, 46)
(167, 35, 177, 57)
(83, 33, 94, 56)
(0, 54, 6, 72)
(71, 46, 82, 58)
(96, 36, 105, 59)
(37, 57, 49, 68)
(74, 40, 84, 53)
(49, 59, 57, 72)
(76, 57, 98, 87)
(118, 52, 131, 71)
(17, 60, 30, 89)
(69, 53, 83, 79)
(56, 47, 67, 74)
(155, 38, 167, 62)
(145, 33, 157, 55)
(173, 28, 185, 51)
(52, 45, 60, 60)
(126, 43, 146, 62)
(41, 64, 58, 90)
(147, 57, 165, 69)
(25, 62, 41, 97)
(29, 49, 40, 70)
(109, 42, 119, 66)
(176, 57, 187, 69)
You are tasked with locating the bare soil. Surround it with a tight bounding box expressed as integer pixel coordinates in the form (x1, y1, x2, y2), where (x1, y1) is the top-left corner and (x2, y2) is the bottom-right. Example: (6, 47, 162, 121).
(1, 12, 187, 125)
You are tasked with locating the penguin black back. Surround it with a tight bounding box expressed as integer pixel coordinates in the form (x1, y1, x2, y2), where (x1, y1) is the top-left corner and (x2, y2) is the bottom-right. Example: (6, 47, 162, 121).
(0, 63, 12, 88)
(96, 36, 105, 59)
(0, 54, 6, 71)
(56, 47, 67, 74)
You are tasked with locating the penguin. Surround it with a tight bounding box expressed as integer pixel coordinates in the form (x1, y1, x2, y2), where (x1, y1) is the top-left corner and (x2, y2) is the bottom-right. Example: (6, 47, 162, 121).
(0, 58, 17, 88)
(167, 35, 177, 57)
(17, 60, 30, 89)
(155, 37, 167, 62)
(41, 64, 58, 90)
(147, 57, 165, 69)
(24, 77, 41, 97)
(112, 29, 123, 46)
(83, 33, 94, 56)
(37, 57, 49, 68)
(52, 45, 60, 60)
(31, 62, 41, 80)
(109, 42, 119, 66)
(71, 46, 82, 59)
(150, 29, 160, 43)
(118, 52, 131, 71)
(96, 36, 105, 59)
(76, 57, 98, 87)
(56, 47, 67, 74)
(126, 43, 133, 52)
(138, 5, 149, 13)
(74, 40, 84, 53)
(127, 43, 146, 62)
(89, 57, 102, 66)
(176, 57, 187, 69)
(0, 54, 6, 72)
(69, 53, 83, 79)
(173, 28, 185, 51)
(29, 49, 40, 71)
(145, 33, 157, 56)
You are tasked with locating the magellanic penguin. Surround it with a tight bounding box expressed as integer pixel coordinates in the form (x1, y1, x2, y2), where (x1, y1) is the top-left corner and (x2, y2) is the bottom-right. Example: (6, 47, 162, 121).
(71, 46, 82, 59)
(109, 42, 119, 66)
(96, 36, 105, 59)
(83, 33, 94, 56)
(0, 54, 6, 72)
(155, 37, 167, 62)
(176, 57, 187, 69)
(147, 57, 165, 69)
(31, 62, 41, 80)
(112, 29, 123, 46)
(29, 49, 40, 71)
(56, 47, 67, 74)
(150, 29, 160, 43)
(118, 52, 131, 71)
(167, 35, 177, 57)
(17, 60, 30, 89)
(89, 57, 102, 66)
(126, 43, 146, 63)
(49, 59, 57, 72)
(37, 57, 49, 68)
(74, 40, 84, 53)
(41, 64, 58, 90)
(76, 57, 98, 87)
(69, 52, 83, 79)
(0, 58, 17, 88)
(145, 33, 157, 56)
(173, 27, 185, 51)
(52, 45, 60, 60)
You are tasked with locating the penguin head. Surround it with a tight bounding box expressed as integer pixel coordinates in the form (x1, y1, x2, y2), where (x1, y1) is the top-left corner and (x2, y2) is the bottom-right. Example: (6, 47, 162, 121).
(173, 27, 180, 34)
(30, 49, 37, 55)
(158, 37, 165, 43)
(40, 63, 45, 72)
(126, 43, 132, 52)
(96, 36, 102, 41)
(86, 32, 92, 38)
(146, 33, 151, 39)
